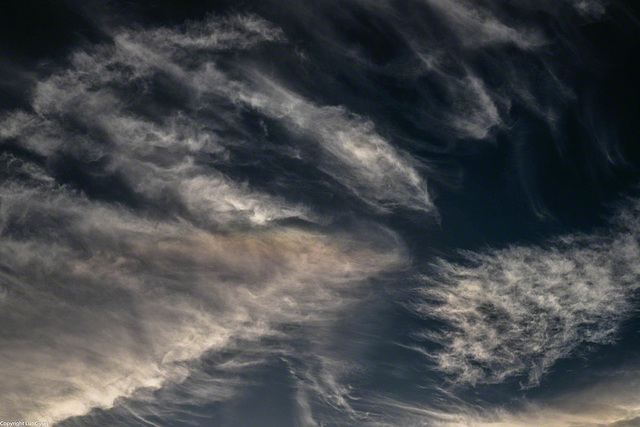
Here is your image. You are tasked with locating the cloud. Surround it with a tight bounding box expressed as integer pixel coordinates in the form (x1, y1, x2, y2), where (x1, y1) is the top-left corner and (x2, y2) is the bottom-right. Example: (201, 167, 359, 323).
(0, 13, 411, 424)
(0, 3, 623, 425)
(362, 366, 640, 426)
(445, 73, 503, 140)
(374, 368, 640, 427)
(421, 0, 546, 50)
(1, 8, 434, 217)
(124, 14, 285, 52)
(0, 176, 407, 423)
(0, 27, 314, 227)
(412, 201, 640, 387)
(225, 73, 434, 213)
(568, 0, 608, 17)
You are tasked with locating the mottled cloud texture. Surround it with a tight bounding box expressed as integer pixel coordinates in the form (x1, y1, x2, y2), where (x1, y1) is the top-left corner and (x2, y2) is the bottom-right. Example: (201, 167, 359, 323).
(414, 202, 640, 387)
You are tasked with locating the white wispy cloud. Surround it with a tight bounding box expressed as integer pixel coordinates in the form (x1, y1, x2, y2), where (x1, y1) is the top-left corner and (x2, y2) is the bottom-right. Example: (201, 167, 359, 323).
(445, 73, 503, 140)
(412, 201, 640, 387)
(124, 14, 285, 52)
(0, 25, 313, 227)
(368, 367, 640, 427)
(0, 13, 411, 424)
(0, 176, 406, 423)
(421, 0, 546, 50)
(224, 73, 434, 213)
(1, 7, 434, 217)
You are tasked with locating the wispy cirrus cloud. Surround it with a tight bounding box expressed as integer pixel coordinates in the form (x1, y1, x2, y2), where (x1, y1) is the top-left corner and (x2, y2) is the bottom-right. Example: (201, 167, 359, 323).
(226, 73, 435, 213)
(367, 366, 640, 427)
(0, 171, 407, 423)
(421, 0, 546, 50)
(0, 13, 412, 424)
(411, 201, 640, 387)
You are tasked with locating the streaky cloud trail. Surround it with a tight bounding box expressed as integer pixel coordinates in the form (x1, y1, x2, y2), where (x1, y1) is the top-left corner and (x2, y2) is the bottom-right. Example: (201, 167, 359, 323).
(0, 171, 407, 422)
(0, 12, 412, 424)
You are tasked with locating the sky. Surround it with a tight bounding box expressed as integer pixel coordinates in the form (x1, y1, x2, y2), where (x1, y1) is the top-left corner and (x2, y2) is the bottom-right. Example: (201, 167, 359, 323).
(1, 0, 640, 426)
